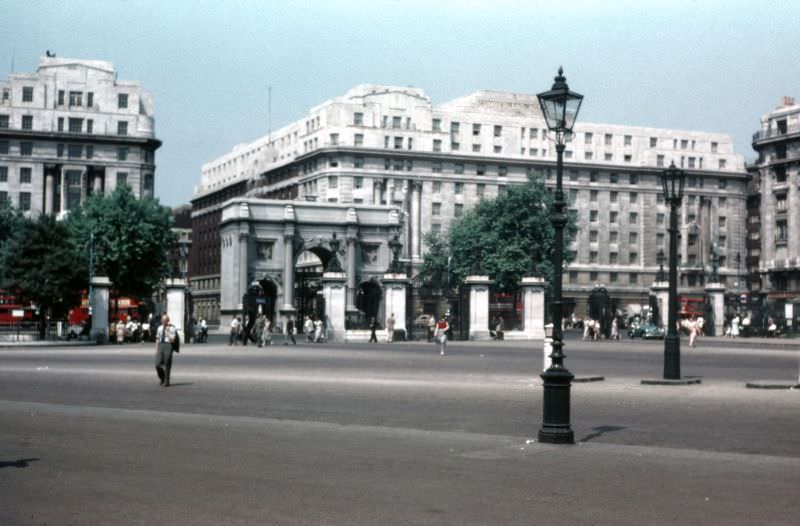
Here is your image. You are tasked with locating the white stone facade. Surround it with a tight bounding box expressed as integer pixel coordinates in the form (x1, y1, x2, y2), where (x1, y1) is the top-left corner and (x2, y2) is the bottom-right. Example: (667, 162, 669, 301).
(0, 56, 160, 216)
(193, 84, 748, 320)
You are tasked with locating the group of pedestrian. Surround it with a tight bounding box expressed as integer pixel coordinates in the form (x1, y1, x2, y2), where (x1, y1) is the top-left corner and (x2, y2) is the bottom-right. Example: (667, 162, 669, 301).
(229, 314, 297, 346)
(303, 316, 325, 343)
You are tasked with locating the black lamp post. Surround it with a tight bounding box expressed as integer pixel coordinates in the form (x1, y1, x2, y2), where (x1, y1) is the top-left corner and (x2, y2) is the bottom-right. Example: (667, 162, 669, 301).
(536, 67, 583, 444)
(657, 249, 666, 283)
(660, 162, 686, 380)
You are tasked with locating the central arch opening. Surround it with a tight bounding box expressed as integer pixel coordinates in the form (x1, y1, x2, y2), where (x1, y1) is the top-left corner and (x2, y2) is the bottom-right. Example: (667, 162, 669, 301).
(294, 247, 332, 333)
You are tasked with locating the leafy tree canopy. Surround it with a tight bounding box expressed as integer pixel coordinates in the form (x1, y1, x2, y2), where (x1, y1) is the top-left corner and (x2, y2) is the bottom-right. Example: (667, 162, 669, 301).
(421, 176, 577, 291)
(0, 201, 25, 283)
(66, 185, 175, 298)
(2, 213, 85, 320)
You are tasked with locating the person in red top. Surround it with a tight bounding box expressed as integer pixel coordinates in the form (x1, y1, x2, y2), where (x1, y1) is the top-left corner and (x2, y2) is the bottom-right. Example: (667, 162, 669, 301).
(434, 316, 450, 356)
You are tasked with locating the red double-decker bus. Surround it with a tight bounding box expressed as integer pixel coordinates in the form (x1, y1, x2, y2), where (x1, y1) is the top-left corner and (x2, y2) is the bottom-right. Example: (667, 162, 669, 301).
(0, 290, 36, 325)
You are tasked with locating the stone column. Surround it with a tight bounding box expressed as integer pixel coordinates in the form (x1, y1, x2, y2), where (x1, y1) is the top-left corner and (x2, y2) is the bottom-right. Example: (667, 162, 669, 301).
(238, 232, 249, 308)
(382, 272, 409, 341)
(705, 283, 725, 337)
(466, 275, 492, 340)
(44, 169, 54, 214)
(411, 180, 421, 261)
(90, 276, 111, 343)
(165, 277, 187, 342)
(346, 209, 359, 312)
(93, 172, 103, 195)
(322, 271, 347, 342)
(651, 281, 670, 328)
(373, 180, 383, 205)
(521, 276, 546, 339)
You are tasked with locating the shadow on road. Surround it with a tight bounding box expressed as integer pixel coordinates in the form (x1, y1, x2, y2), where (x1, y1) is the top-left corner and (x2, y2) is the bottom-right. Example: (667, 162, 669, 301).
(0, 458, 40, 469)
(165, 382, 194, 388)
(579, 425, 625, 443)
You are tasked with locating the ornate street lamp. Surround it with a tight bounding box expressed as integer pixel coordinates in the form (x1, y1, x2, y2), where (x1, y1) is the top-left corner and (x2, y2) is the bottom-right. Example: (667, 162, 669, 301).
(660, 161, 686, 380)
(536, 67, 583, 444)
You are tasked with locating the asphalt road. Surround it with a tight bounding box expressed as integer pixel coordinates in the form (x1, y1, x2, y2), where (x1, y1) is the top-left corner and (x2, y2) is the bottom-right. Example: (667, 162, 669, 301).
(1, 337, 798, 525)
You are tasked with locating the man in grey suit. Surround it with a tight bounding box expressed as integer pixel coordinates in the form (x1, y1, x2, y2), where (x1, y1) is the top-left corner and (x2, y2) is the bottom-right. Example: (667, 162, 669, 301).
(154, 314, 177, 387)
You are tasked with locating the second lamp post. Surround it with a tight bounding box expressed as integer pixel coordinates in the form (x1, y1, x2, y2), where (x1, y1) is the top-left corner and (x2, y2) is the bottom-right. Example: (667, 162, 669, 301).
(660, 162, 686, 380)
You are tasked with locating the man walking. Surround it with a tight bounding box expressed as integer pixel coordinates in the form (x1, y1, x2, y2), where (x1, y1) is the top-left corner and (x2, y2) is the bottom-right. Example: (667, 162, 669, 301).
(386, 312, 396, 343)
(154, 314, 177, 387)
(286, 316, 296, 345)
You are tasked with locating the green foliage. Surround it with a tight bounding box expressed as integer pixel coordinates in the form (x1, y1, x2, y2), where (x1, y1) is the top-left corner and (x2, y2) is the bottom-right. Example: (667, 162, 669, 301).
(421, 176, 577, 291)
(419, 231, 451, 291)
(2, 213, 85, 319)
(66, 185, 175, 297)
(0, 201, 25, 283)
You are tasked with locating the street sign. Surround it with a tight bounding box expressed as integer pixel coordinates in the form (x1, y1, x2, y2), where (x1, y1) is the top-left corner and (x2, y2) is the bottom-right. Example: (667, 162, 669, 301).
(11, 309, 24, 318)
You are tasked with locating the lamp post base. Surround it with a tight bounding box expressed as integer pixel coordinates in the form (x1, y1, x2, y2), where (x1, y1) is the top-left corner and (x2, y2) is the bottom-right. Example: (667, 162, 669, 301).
(539, 366, 575, 444)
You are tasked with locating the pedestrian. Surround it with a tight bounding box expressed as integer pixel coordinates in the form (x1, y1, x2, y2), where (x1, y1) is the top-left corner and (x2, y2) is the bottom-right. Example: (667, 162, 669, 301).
(427, 316, 435, 342)
(434, 316, 449, 356)
(229, 316, 241, 346)
(286, 316, 296, 345)
(154, 314, 178, 387)
(611, 317, 619, 340)
(198, 318, 208, 343)
(260, 315, 272, 347)
(688, 315, 699, 348)
(494, 315, 505, 341)
(116, 318, 126, 344)
(731, 314, 740, 338)
(369, 317, 378, 343)
(304, 316, 314, 343)
(313, 318, 323, 343)
(386, 312, 396, 343)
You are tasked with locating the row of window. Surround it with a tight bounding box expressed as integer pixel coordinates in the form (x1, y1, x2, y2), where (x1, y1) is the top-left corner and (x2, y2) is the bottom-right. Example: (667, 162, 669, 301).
(0, 190, 31, 210)
(14, 87, 130, 111)
(0, 140, 142, 162)
(0, 114, 129, 136)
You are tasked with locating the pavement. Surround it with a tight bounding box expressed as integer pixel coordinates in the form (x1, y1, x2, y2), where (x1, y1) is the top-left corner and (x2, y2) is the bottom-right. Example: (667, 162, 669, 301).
(1, 340, 798, 525)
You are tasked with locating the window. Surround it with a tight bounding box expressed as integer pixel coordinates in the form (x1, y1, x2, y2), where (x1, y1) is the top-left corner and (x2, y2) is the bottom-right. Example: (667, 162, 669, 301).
(353, 156, 364, 168)
(711, 141, 718, 153)
(20, 142, 33, 156)
(629, 252, 638, 264)
(609, 231, 618, 243)
(393, 159, 404, 170)
(569, 189, 578, 201)
(392, 116, 402, 129)
(118, 93, 128, 109)
(354, 133, 363, 147)
(21, 115, 33, 130)
(329, 133, 339, 145)
(473, 123, 481, 136)
(432, 118, 441, 131)
(629, 192, 638, 204)
(776, 220, 788, 242)
(454, 163, 464, 174)
(604, 133, 613, 146)
(529, 148, 538, 156)
(590, 190, 598, 202)
(431, 223, 441, 233)
(569, 170, 578, 181)
(629, 232, 638, 245)
(493, 125, 502, 137)
(530, 128, 538, 139)
(384, 136, 390, 149)
(719, 196, 726, 207)
(624, 154, 632, 163)
(383, 158, 390, 169)
(650, 137, 658, 147)
(590, 210, 598, 222)
(624, 135, 632, 146)
(610, 211, 618, 223)
(494, 145, 502, 153)
(87, 92, 94, 107)
(86, 145, 93, 159)
(58, 90, 65, 105)
(629, 212, 638, 224)
(657, 154, 665, 167)
(67, 144, 82, 158)
(0, 141, 8, 155)
(590, 230, 598, 242)
(656, 233, 664, 246)
(407, 137, 413, 150)
(57, 144, 64, 157)
(432, 202, 441, 216)
(0, 166, 6, 182)
(609, 172, 619, 183)
(585, 152, 593, 160)
(629, 273, 638, 284)
(688, 157, 696, 169)
(472, 144, 481, 152)
(0, 191, 6, 204)
(604, 153, 613, 161)
(22, 86, 34, 102)
(116, 172, 128, 187)
(87, 120, 93, 134)
(432, 161, 442, 173)
(629, 173, 638, 185)
(454, 182, 463, 194)
(498, 166, 507, 176)
(610, 191, 618, 203)
(19, 167, 31, 183)
(19, 192, 31, 211)
(718, 178, 727, 189)
(354, 112, 363, 126)
(657, 194, 664, 204)
(450, 121, 460, 134)
(117, 121, 128, 136)
(718, 235, 726, 248)
(0, 114, 7, 128)
(719, 216, 726, 228)
(328, 175, 338, 188)
(354, 176, 363, 189)
(432, 181, 442, 193)
(681, 139, 688, 149)
(117, 147, 128, 161)
(585, 132, 593, 144)
(393, 137, 403, 149)
(476, 164, 486, 175)
(433, 139, 442, 152)
(476, 183, 485, 197)
(451, 142, 460, 151)
(569, 271, 578, 283)
(68, 118, 82, 133)
(455, 203, 464, 217)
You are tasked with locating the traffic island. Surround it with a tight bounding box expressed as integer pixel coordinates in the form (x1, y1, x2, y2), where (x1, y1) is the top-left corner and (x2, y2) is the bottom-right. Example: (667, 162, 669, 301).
(641, 377, 702, 386)
(745, 380, 800, 390)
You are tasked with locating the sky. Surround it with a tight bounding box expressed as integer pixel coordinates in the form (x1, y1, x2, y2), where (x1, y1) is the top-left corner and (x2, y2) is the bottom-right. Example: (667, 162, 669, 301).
(2, 0, 798, 207)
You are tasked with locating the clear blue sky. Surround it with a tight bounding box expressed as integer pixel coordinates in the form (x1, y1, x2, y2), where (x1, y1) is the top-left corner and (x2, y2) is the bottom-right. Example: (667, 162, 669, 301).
(2, 0, 797, 207)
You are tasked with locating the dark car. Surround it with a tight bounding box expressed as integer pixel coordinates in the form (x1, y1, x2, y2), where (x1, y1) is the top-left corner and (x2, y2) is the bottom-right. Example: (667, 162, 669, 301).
(628, 321, 665, 339)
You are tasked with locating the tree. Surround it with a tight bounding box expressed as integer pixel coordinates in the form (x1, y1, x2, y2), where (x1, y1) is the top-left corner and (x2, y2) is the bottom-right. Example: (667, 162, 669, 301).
(2, 214, 86, 338)
(0, 201, 25, 284)
(422, 176, 577, 291)
(66, 185, 175, 299)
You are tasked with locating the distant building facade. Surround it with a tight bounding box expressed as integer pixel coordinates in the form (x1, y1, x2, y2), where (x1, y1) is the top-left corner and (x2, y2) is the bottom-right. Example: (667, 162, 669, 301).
(191, 85, 747, 324)
(751, 96, 800, 326)
(0, 56, 160, 216)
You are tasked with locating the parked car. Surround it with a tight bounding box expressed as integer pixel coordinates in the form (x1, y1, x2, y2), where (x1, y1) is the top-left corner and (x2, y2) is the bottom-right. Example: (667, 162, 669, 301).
(629, 321, 665, 339)
(414, 314, 434, 328)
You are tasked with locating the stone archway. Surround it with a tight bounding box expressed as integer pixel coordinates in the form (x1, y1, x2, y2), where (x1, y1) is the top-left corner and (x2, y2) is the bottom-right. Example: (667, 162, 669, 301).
(294, 247, 332, 332)
(257, 278, 278, 322)
(356, 279, 383, 325)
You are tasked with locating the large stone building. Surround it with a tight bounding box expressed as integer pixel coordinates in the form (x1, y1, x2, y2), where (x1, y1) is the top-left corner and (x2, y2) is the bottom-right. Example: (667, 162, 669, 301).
(190, 84, 748, 326)
(0, 55, 160, 216)
(750, 96, 800, 328)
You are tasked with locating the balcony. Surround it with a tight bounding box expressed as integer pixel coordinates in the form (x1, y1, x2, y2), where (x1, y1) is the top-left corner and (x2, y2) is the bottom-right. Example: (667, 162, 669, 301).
(752, 122, 800, 146)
